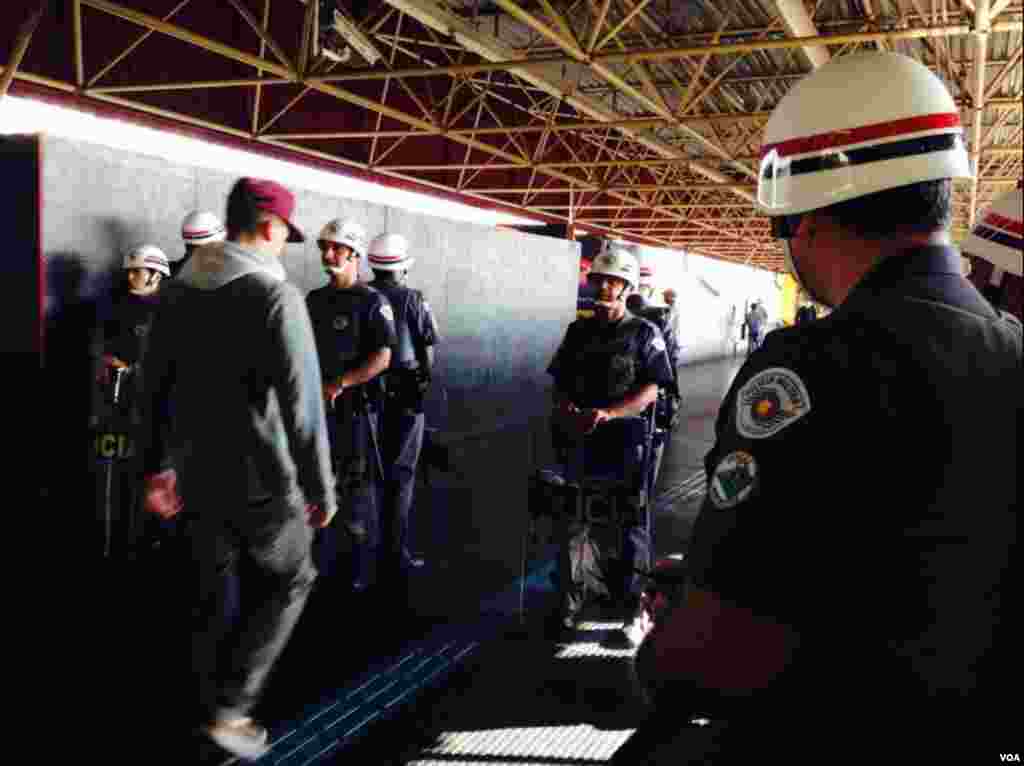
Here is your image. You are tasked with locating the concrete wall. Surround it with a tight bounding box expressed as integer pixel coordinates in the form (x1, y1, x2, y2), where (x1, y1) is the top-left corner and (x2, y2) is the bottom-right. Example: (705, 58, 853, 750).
(43, 134, 577, 605)
(41, 134, 578, 440)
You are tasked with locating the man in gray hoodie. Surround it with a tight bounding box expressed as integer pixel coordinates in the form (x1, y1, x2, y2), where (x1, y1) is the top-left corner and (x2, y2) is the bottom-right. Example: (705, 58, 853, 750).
(140, 178, 336, 760)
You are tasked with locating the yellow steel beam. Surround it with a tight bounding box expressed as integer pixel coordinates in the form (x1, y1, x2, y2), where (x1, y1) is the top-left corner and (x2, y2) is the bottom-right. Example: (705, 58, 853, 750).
(0, 2, 51, 101)
(87, 0, 192, 87)
(224, 0, 294, 71)
(303, 21, 1024, 81)
(80, 0, 295, 77)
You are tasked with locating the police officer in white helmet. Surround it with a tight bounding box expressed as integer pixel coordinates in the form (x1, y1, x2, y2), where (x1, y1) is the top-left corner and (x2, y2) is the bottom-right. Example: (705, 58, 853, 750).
(306, 219, 398, 594)
(634, 52, 1020, 761)
(96, 244, 170, 386)
(174, 210, 226, 278)
(547, 245, 674, 637)
(367, 233, 441, 576)
(961, 186, 1023, 312)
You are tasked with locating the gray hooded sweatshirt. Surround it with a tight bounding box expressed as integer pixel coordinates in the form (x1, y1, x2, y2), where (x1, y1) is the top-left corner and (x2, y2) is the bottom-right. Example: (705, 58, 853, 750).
(141, 241, 336, 517)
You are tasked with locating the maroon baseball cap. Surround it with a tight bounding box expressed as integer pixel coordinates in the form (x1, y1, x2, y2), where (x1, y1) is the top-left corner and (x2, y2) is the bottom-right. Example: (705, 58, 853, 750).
(241, 177, 305, 243)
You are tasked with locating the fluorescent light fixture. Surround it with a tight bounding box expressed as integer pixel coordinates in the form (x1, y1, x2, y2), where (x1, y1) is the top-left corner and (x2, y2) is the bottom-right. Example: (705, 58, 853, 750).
(0, 95, 544, 227)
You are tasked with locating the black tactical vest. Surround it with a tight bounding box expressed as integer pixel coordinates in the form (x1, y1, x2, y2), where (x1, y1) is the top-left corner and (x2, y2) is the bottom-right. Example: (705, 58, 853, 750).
(565, 316, 648, 407)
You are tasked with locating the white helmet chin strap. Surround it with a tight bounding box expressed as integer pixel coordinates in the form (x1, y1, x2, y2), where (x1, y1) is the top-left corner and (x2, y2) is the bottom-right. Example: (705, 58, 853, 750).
(594, 283, 630, 309)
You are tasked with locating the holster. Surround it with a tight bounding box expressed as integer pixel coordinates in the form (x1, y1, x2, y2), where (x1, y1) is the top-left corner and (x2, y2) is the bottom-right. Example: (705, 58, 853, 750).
(333, 388, 370, 492)
(386, 369, 426, 414)
(655, 389, 680, 430)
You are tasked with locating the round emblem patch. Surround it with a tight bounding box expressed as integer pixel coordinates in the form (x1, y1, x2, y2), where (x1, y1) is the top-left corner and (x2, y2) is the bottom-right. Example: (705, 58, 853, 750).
(133, 324, 149, 338)
(651, 336, 667, 353)
(380, 304, 394, 322)
(333, 315, 349, 331)
(736, 367, 812, 439)
(709, 451, 758, 510)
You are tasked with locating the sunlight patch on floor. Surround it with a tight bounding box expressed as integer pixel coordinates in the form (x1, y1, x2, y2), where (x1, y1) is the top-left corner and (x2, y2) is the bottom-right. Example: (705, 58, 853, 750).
(408, 724, 636, 765)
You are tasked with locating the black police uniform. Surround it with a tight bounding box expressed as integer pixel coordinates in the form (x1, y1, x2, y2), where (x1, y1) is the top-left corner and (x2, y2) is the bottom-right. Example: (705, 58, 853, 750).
(102, 291, 159, 367)
(626, 294, 684, 428)
(307, 283, 398, 589)
(100, 290, 161, 404)
(684, 246, 1020, 746)
(548, 312, 675, 609)
(368, 277, 441, 572)
(94, 289, 161, 556)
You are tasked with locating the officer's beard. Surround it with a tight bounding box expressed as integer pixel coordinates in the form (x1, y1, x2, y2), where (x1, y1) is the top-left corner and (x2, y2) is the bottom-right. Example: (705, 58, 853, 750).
(594, 287, 628, 322)
(129, 274, 160, 297)
(325, 261, 358, 289)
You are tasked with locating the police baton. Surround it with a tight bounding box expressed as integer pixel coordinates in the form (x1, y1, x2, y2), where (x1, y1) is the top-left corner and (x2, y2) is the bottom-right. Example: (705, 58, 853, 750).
(361, 387, 387, 485)
(102, 367, 127, 559)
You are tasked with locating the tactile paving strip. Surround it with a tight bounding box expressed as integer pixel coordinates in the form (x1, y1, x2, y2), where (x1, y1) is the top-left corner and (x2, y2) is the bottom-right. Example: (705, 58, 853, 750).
(654, 469, 707, 509)
(368, 606, 648, 766)
(255, 637, 481, 766)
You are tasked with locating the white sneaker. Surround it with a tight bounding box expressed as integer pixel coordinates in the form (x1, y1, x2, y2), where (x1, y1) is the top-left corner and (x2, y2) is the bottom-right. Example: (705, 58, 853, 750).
(621, 615, 648, 648)
(203, 718, 271, 761)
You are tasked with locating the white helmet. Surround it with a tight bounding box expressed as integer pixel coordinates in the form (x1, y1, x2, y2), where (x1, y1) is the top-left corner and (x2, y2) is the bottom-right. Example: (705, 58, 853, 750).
(319, 219, 368, 259)
(123, 244, 170, 276)
(590, 247, 639, 289)
(368, 233, 414, 271)
(758, 52, 971, 218)
(961, 188, 1022, 277)
(181, 210, 226, 245)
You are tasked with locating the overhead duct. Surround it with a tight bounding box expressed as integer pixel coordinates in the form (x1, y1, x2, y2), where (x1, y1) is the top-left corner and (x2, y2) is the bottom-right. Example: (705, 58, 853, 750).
(309, 0, 383, 65)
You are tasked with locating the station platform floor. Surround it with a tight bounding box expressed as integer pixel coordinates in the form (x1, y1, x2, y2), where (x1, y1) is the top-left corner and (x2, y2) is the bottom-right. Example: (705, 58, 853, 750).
(92, 355, 748, 765)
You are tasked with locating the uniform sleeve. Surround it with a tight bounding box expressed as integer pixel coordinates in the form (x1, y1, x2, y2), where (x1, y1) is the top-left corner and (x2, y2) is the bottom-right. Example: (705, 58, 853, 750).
(686, 336, 845, 630)
(547, 323, 577, 390)
(367, 292, 399, 351)
(267, 284, 336, 515)
(636, 324, 675, 389)
(417, 293, 440, 346)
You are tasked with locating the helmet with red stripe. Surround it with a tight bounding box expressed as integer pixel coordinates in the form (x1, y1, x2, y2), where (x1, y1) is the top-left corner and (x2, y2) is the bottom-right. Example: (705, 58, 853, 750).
(181, 210, 226, 245)
(639, 263, 655, 286)
(368, 233, 413, 271)
(962, 188, 1023, 277)
(758, 52, 971, 218)
(123, 244, 170, 276)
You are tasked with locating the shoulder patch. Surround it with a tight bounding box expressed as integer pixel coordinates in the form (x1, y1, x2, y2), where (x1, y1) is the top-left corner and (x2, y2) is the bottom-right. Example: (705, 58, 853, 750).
(735, 367, 812, 439)
(709, 451, 759, 510)
(380, 303, 395, 322)
(651, 336, 667, 352)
